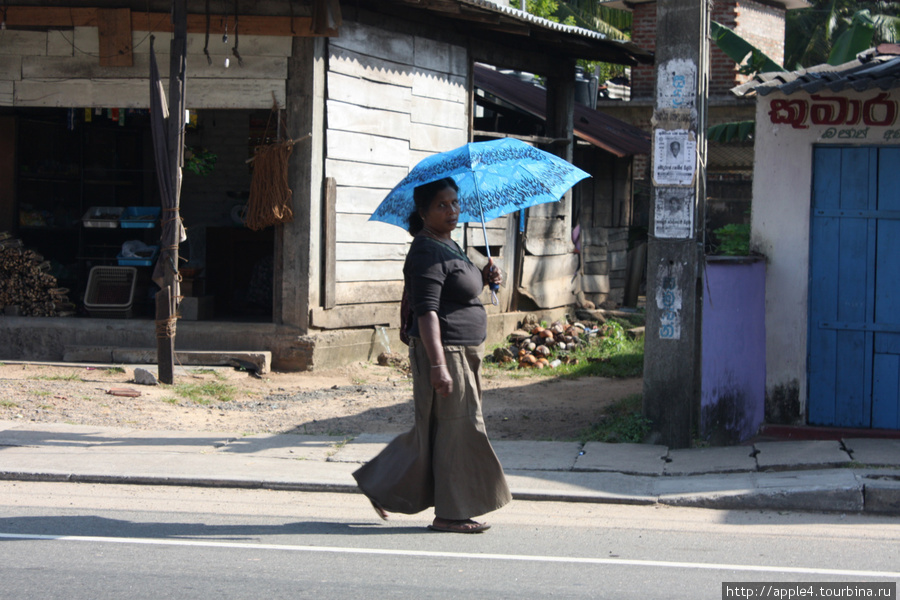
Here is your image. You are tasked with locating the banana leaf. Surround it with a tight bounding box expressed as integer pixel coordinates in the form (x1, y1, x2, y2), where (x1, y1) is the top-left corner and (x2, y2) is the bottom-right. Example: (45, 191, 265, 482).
(707, 120, 755, 143)
(828, 10, 875, 64)
(710, 21, 785, 75)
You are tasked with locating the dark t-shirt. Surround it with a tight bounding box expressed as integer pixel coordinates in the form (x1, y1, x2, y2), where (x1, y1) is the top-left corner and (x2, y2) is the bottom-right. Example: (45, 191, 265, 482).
(404, 235, 487, 346)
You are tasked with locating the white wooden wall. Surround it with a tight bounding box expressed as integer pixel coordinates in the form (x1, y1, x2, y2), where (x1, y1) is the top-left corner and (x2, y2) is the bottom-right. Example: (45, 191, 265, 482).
(313, 21, 468, 328)
(0, 27, 289, 108)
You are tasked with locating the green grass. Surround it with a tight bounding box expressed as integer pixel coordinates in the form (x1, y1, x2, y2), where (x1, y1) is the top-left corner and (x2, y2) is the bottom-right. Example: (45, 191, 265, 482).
(169, 381, 238, 404)
(28, 373, 81, 382)
(574, 393, 652, 443)
(0, 400, 17, 408)
(103, 367, 126, 375)
(190, 368, 226, 380)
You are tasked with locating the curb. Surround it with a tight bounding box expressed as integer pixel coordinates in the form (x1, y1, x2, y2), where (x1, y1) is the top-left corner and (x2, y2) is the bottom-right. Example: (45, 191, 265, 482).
(3, 469, 899, 515)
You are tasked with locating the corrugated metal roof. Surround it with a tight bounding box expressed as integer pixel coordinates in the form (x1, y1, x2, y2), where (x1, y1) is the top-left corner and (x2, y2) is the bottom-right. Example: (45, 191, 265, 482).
(474, 64, 651, 157)
(460, 0, 617, 41)
(732, 45, 900, 97)
(600, 0, 809, 10)
(366, 0, 653, 65)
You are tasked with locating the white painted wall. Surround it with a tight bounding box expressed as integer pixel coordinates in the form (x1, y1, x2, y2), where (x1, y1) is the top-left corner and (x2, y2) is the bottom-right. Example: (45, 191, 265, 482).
(751, 88, 900, 414)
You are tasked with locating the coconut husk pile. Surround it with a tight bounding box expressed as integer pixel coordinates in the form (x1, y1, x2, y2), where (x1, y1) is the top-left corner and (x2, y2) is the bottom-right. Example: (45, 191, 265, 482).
(492, 317, 597, 370)
(0, 233, 73, 317)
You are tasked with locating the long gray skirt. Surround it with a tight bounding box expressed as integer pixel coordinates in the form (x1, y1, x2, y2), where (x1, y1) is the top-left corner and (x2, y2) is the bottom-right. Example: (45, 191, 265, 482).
(352, 338, 511, 521)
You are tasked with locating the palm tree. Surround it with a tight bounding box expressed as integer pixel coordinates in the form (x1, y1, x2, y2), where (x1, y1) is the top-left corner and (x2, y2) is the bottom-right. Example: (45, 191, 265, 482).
(785, 0, 900, 69)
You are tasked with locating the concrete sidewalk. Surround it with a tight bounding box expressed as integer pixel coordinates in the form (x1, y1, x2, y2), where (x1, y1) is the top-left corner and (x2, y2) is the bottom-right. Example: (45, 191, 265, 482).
(1, 420, 899, 514)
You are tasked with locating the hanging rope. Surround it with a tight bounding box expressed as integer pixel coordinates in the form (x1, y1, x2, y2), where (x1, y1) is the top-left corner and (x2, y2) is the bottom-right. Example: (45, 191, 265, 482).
(244, 139, 296, 231)
(244, 99, 309, 231)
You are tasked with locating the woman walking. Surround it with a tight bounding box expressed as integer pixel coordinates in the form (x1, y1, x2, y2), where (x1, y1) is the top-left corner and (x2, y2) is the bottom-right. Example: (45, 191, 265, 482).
(353, 177, 511, 533)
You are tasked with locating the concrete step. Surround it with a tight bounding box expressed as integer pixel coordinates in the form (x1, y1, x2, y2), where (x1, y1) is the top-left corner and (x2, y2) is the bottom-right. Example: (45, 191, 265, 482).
(62, 346, 271, 374)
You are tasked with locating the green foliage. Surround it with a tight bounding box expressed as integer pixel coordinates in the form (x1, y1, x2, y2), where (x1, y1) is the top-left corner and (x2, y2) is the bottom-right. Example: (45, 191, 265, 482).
(184, 147, 217, 176)
(786, 2, 900, 69)
(828, 9, 876, 65)
(707, 121, 755, 143)
(520, 0, 561, 21)
(575, 394, 651, 443)
(712, 223, 751, 256)
(598, 320, 627, 354)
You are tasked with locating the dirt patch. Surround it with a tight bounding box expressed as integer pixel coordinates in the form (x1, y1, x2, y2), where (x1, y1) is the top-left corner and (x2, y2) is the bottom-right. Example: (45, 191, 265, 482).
(0, 361, 642, 441)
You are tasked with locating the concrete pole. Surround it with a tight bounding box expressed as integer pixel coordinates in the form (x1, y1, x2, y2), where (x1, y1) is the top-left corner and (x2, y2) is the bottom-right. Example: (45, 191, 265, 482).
(642, 0, 709, 448)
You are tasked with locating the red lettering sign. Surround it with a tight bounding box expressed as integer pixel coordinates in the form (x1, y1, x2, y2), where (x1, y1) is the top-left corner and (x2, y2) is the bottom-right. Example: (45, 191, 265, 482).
(768, 93, 897, 129)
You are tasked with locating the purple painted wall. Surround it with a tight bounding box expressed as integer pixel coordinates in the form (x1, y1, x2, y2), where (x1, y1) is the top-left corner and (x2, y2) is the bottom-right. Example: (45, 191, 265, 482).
(701, 257, 766, 444)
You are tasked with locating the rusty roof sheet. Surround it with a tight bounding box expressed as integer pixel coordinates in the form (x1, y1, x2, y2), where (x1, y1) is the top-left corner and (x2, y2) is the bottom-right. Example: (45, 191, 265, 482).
(474, 64, 651, 157)
(732, 45, 900, 97)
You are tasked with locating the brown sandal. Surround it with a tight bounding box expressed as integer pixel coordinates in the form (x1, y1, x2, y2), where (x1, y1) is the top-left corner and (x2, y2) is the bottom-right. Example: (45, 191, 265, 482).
(368, 497, 388, 521)
(428, 518, 490, 533)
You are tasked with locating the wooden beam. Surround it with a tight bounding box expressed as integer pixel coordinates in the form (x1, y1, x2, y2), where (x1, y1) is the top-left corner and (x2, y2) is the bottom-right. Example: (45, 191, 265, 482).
(310, 303, 401, 329)
(3, 7, 333, 37)
(97, 8, 132, 67)
(323, 177, 337, 309)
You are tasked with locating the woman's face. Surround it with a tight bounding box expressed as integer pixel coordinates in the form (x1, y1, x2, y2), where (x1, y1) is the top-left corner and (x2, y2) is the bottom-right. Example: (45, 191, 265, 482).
(421, 187, 459, 235)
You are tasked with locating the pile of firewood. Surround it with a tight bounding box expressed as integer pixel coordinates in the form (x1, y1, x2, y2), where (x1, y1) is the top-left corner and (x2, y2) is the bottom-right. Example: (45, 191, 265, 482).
(0, 233, 73, 317)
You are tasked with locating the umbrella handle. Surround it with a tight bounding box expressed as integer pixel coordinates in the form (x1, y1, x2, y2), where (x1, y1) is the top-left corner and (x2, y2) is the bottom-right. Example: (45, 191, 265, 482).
(489, 282, 499, 306)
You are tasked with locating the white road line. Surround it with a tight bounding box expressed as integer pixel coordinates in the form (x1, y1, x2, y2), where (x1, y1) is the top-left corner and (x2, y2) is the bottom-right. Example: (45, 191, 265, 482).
(1, 532, 898, 579)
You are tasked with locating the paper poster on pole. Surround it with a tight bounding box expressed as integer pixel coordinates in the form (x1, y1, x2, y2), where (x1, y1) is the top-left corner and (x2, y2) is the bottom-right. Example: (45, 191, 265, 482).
(657, 59, 696, 110)
(654, 187, 694, 239)
(653, 129, 696, 186)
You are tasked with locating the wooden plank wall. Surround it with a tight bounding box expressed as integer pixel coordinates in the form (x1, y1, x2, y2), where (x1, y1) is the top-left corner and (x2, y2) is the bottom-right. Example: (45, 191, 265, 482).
(311, 20, 468, 329)
(519, 196, 578, 309)
(0, 27, 289, 108)
(574, 147, 634, 307)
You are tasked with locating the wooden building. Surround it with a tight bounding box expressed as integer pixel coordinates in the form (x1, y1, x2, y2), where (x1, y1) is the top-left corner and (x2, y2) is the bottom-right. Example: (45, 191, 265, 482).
(0, 1, 651, 370)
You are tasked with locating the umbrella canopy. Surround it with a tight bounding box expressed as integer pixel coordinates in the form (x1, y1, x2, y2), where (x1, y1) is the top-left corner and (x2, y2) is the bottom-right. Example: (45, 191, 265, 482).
(149, 35, 186, 290)
(369, 137, 590, 230)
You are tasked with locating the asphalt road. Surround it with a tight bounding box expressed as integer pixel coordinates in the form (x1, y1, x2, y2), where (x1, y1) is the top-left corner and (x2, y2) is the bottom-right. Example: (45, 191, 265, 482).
(0, 482, 898, 600)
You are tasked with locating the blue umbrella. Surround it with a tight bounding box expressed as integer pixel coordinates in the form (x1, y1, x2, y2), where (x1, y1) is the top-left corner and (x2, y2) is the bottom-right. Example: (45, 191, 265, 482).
(370, 138, 590, 301)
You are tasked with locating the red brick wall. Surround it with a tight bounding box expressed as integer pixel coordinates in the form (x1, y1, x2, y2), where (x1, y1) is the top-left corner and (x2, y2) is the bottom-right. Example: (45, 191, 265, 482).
(630, 0, 786, 100)
(736, 0, 786, 68)
(630, 3, 657, 101)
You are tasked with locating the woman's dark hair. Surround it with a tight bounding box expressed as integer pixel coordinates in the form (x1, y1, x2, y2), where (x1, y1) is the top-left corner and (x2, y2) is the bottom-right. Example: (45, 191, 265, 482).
(407, 177, 459, 235)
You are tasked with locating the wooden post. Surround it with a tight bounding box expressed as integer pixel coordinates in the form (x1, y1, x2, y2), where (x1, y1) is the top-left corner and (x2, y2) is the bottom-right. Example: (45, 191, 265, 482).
(156, 0, 186, 385)
(156, 286, 174, 384)
(641, 0, 710, 448)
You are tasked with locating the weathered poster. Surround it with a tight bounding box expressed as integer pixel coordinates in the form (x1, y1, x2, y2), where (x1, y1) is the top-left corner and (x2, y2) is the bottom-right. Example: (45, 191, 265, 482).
(656, 262, 683, 340)
(657, 59, 696, 110)
(654, 187, 694, 239)
(653, 129, 696, 186)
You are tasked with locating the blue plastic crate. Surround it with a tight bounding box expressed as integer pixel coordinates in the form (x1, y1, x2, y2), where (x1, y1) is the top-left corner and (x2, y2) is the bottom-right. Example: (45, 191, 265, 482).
(120, 206, 161, 228)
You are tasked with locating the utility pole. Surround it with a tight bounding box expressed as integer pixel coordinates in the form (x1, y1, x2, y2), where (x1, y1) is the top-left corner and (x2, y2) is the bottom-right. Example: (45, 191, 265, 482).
(156, 0, 186, 385)
(642, 0, 709, 449)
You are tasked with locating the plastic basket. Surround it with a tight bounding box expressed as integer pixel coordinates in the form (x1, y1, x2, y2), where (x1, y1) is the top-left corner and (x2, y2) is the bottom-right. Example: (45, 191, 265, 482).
(120, 206, 161, 229)
(83, 266, 137, 318)
(116, 245, 159, 267)
(82, 206, 124, 228)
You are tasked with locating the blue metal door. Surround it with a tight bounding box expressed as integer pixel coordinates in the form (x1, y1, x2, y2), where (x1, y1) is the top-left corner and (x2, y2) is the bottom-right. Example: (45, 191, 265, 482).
(809, 146, 900, 429)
